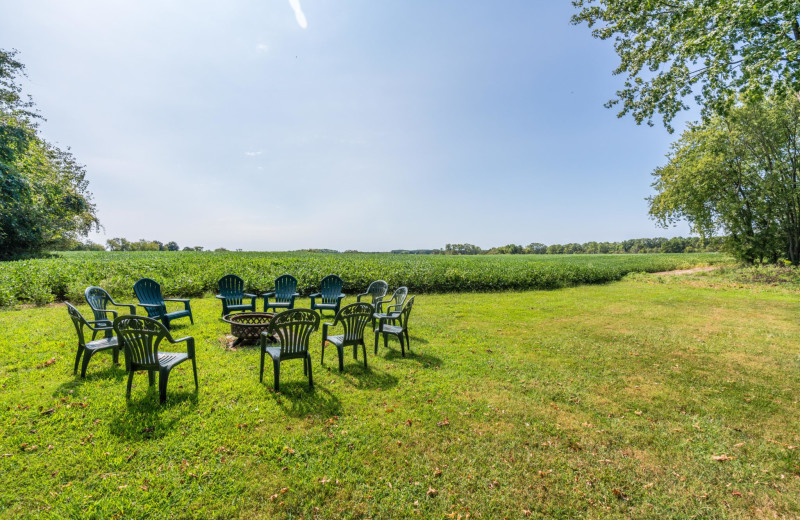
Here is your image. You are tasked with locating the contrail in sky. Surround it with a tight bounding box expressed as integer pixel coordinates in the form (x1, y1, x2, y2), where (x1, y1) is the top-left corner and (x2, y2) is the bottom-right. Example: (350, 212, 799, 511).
(288, 0, 308, 29)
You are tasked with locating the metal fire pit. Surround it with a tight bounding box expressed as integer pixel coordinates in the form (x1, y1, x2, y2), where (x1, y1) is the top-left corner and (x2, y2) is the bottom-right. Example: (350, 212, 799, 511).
(222, 312, 276, 346)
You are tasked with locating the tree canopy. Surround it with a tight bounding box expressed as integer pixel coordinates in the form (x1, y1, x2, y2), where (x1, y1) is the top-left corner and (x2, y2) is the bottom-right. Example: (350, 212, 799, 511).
(649, 95, 800, 263)
(0, 49, 99, 259)
(571, 1, 800, 131)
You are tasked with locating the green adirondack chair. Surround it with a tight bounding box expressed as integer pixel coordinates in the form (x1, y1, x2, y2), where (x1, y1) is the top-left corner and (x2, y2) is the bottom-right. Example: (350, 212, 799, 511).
(374, 296, 415, 357)
(84, 286, 136, 340)
(133, 278, 193, 329)
(321, 302, 373, 371)
(309, 275, 345, 316)
(260, 308, 320, 391)
(216, 274, 257, 316)
(113, 315, 198, 404)
(262, 274, 299, 313)
(65, 302, 121, 377)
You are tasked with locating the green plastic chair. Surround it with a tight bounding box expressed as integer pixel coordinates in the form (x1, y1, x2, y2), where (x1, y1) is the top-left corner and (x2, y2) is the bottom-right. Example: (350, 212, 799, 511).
(260, 309, 320, 391)
(84, 286, 136, 340)
(376, 286, 407, 315)
(65, 302, 121, 377)
(356, 280, 388, 311)
(309, 275, 345, 316)
(321, 302, 373, 371)
(374, 296, 415, 357)
(133, 278, 193, 329)
(216, 274, 257, 316)
(262, 274, 300, 313)
(113, 315, 198, 404)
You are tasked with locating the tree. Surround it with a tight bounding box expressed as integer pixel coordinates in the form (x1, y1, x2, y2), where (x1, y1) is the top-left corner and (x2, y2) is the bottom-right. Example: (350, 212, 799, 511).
(649, 95, 800, 263)
(571, 2, 800, 131)
(165, 241, 179, 251)
(0, 49, 99, 259)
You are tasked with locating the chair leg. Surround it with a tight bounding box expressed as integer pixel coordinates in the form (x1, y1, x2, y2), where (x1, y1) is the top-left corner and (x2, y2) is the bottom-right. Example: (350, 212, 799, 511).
(307, 354, 313, 388)
(337, 346, 344, 372)
(303, 356, 308, 376)
(73, 345, 84, 375)
(272, 360, 280, 392)
(374, 331, 380, 354)
(162, 317, 171, 330)
(384, 334, 389, 350)
(148, 370, 155, 386)
(405, 329, 410, 350)
(159, 368, 170, 404)
(126, 370, 134, 399)
(189, 313, 194, 325)
(80, 349, 93, 378)
(260, 349, 265, 382)
(321, 340, 326, 365)
(191, 357, 199, 390)
(353, 345, 358, 360)
(399, 334, 405, 357)
(361, 342, 368, 368)
(112, 346, 119, 365)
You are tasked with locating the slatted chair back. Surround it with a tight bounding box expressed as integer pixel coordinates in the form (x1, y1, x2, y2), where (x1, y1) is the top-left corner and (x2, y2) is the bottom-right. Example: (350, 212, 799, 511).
(319, 275, 344, 304)
(113, 315, 170, 369)
(133, 278, 167, 318)
(335, 303, 374, 342)
(218, 274, 246, 306)
(274, 274, 299, 303)
(398, 296, 415, 328)
(66, 302, 90, 345)
(268, 309, 320, 357)
(84, 286, 113, 323)
(364, 280, 388, 305)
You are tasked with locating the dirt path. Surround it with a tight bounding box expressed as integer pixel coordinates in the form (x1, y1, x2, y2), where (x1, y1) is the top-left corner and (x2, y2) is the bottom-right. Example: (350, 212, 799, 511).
(652, 266, 719, 276)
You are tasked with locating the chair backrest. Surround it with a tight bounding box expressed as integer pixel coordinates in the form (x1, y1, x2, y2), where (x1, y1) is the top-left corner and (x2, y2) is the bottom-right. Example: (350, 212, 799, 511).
(218, 274, 245, 304)
(274, 274, 298, 302)
(133, 278, 165, 318)
(319, 275, 343, 304)
(113, 315, 169, 367)
(365, 280, 388, 303)
(390, 286, 408, 307)
(268, 309, 320, 356)
(399, 296, 415, 328)
(84, 286, 112, 322)
(65, 302, 88, 346)
(334, 302, 374, 342)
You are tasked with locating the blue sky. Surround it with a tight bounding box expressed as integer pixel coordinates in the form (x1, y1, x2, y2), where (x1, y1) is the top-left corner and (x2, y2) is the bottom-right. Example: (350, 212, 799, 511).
(1, 1, 694, 251)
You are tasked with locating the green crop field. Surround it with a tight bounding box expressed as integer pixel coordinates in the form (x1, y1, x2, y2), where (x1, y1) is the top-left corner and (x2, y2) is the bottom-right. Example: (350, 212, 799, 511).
(0, 251, 729, 307)
(2, 262, 800, 518)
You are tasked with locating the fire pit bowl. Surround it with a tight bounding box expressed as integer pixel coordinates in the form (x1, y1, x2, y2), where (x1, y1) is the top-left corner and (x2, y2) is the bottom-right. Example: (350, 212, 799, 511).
(222, 312, 276, 346)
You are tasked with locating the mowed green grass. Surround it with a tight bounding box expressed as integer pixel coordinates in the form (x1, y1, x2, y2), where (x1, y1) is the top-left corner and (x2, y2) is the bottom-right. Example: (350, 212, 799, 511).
(1, 274, 799, 519)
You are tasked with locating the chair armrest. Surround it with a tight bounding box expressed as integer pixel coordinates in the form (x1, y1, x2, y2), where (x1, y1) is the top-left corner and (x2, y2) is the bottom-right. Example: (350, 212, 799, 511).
(261, 291, 276, 298)
(85, 319, 114, 331)
(109, 300, 137, 314)
(138, 303, 163, 308)
(309, 292, 321, 298)
(169, 336, 195, 357)
(244, 293, 257, 298)
(337, 293, 346, 299)
(164, 298, 191, 311)
(215, 294, 225, 300)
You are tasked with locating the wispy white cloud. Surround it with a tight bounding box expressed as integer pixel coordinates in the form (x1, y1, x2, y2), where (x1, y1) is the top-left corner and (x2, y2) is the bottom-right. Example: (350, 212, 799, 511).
(244, 151, 263, 156)
(288, 0, 308, 29)
(256, 43, 269, 53)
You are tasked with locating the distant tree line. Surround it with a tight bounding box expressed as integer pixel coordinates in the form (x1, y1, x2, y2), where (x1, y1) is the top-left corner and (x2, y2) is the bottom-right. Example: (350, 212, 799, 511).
(433, 237, 724, 255)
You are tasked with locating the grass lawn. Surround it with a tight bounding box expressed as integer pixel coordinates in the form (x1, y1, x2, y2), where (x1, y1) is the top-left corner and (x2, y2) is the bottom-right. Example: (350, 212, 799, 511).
(1, 271, 799, 518)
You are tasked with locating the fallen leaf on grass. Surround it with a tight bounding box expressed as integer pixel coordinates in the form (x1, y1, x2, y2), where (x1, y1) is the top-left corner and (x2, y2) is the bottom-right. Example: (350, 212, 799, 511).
(40, 408, 55, 416)
(522, 510, 532, 517)
(612, 489, 629, 501)
(36, 358, 56, 369)
(434, 468, 442, 477)
(712, 454, 734, 462)
(427, 487, 438, 497)
(437, 418, 450, 427)
(731, 490, 743, 497)
(319, 477, 331, 484)
(733, 442, 745, 448)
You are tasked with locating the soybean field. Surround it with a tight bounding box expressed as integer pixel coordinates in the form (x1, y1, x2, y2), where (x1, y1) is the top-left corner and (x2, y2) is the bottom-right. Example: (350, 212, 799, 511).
(0, 251, 730, 306)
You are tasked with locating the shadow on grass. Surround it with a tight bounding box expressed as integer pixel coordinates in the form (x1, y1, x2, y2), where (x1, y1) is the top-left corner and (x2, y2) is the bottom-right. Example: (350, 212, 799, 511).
(107, 386, 199, 441)
(379, 344, 443, 369)
(321, 362, 399, 390)
(269, 382, 342, 418)
(52, 363, 127, 396)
